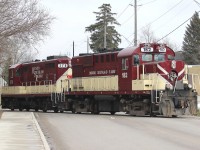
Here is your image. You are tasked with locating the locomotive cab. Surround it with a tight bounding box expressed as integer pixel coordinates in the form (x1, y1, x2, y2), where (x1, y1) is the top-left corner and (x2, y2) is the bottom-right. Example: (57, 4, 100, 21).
(8, 64, 22, 86)
(118, 43, 197, 116)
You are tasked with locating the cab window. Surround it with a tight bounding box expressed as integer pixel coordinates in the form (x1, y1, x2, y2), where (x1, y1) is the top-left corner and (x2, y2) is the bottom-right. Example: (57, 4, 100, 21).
(154, 54, 165, 61)
(122, 58, 129, 70)
(142, 54, 152, 61)
(10, 69, 13, 78)
(133, 55, 139, 65)
(16, 69, 21, 77)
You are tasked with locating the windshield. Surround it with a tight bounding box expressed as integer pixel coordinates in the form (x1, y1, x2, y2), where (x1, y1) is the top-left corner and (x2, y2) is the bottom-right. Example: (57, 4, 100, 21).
(142, 54, 152, 62)
(154, 54, 165, 61)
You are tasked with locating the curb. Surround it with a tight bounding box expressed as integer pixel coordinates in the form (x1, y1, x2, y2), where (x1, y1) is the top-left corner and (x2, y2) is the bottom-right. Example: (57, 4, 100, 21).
(31, 112, 51, 150)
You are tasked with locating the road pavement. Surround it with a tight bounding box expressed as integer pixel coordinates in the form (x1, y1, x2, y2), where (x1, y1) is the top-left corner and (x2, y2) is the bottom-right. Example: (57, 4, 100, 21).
(35, 112, 200, 150)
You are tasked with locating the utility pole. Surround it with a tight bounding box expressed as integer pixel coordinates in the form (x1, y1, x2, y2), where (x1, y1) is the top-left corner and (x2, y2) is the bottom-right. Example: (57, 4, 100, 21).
(87, 37, 89, 53)
(73, 41, 74, 57)
(134, 0, 137, 46)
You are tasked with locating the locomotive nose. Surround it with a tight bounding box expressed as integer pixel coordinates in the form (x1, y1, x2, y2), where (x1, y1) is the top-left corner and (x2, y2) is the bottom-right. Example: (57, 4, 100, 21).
(169, 70, 178, 82)
(157, 60, 185, 83)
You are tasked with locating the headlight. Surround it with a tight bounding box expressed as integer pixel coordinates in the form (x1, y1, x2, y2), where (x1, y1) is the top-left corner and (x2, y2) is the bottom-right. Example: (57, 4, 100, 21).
(166, 83, 173, 90)
(188, 84, 192, 89)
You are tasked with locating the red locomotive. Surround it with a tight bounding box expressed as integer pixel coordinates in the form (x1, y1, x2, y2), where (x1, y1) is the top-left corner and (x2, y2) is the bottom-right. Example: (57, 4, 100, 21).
(1, 56, 72, 112)
(1, 43, 198, 117)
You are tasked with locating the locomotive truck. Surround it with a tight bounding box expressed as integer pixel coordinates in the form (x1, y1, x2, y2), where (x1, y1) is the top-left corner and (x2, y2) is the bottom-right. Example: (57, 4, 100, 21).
(1, 43, 198, 117)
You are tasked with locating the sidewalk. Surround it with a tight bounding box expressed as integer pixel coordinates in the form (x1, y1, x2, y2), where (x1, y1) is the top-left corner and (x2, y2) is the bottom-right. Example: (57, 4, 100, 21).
(0, 111, 49, 150)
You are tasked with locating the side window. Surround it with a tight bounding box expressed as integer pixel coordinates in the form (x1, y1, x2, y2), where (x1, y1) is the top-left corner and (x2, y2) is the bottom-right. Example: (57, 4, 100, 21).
(10, 69, 14, 78)
(133, 55, 139, 65)
(16, 69, 21, 77)
(122, 58, 129, 70)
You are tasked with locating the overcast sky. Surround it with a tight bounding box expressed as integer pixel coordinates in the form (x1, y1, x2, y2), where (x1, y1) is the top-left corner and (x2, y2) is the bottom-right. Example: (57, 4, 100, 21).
(37, 0, 200, 59)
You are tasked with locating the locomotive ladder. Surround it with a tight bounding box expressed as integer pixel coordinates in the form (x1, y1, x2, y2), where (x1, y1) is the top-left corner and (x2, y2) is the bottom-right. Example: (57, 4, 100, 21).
(51, 92, 65, 107)
(150, 73, 161, 115)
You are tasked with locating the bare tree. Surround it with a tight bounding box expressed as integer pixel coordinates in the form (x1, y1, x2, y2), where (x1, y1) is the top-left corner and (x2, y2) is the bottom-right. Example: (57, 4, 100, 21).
(0, 0, 54, 81)
(139, 25, 180, 52)
(162, 38, 180, 52)
(139, 25, 157, 43)
(0, 0, 54, 64)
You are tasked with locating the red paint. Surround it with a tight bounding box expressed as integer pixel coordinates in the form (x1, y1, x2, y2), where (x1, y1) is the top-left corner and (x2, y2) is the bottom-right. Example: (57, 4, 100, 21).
(9, 57, 71, 86)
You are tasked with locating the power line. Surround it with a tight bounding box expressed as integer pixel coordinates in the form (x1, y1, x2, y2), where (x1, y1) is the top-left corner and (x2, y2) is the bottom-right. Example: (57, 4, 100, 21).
(154, 0, 192, 33)
(141, 0, 184, 29)
(120, 0, 157, 25)
(157, 14, 195, 42)
(117, 0, 134, 19)
(193, 0, 200, 7)
(127, 0, 184, 41)
(140, 0, 158, 6)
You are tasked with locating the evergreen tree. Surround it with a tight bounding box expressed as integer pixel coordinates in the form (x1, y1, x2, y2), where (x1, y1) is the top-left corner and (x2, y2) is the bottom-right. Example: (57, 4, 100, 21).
(85, 4, 121, 52)
(182, 11, 200, 65)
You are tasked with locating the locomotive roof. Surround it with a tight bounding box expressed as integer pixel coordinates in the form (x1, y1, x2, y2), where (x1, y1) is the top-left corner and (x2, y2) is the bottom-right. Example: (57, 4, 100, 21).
(22, 57, 70, 65)
(118, 46, 137, 58)
(118, 43, 175, 58)
(9, 64, 21, 69)
(9, 57, 70, 70)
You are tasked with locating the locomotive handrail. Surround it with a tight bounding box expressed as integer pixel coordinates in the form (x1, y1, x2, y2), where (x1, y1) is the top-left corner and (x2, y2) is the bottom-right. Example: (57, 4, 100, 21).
(190, 73, 200, 90)
(22, 80, 53, 86)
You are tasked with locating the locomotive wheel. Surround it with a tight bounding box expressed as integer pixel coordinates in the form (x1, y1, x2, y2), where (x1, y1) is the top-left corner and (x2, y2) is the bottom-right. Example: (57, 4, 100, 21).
(72, 103, 76, 113)
(110, 111, 116, 115)
(54, 107, 58, 113)
(60, 109, 64, 113)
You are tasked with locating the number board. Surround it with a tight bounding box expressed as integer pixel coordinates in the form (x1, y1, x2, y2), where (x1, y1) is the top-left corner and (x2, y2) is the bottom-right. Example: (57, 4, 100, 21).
(141, 47, 153, 52)
(58, 64, 68, 68)
(158, 46, 166, 52)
